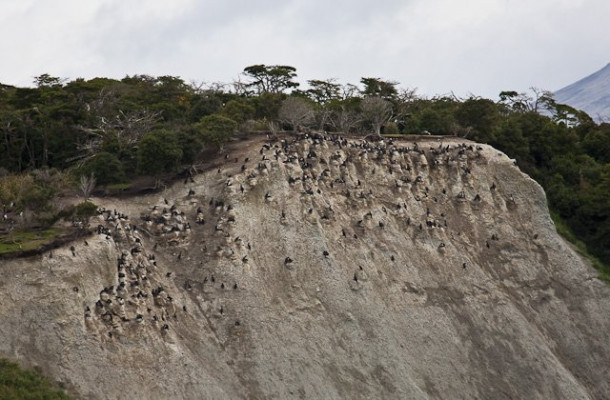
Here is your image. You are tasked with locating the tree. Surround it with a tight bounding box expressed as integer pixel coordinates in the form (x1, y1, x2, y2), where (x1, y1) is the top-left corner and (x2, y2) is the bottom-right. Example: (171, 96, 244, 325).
(360, 77, 399, 100)
(305, 79, 342, 130)
(361, 96, 392, 135)
(77, 108, 162, 165)
(278, 97, 314, 132)
(221, 99, 255, 124)
(82, 152, 126, 186)
(491, 118, 530, 165)
(33, 74, 64, 88)
(498, 91, 531, 113)
(242, 65, 299, 94)
(305, 79, 341, 104)
(246, 92, 286, 120)
(455, 97, 501, 141)
(196, 114, 238, 149)
(329, 98, 362, 133)
(137, 130, 183, 176)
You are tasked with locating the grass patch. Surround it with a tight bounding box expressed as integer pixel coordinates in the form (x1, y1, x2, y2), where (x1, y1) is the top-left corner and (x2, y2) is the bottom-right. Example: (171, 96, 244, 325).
(551, 211, 610, 283)
(0, 228, 65, 255)
(0, 358, 72, 399)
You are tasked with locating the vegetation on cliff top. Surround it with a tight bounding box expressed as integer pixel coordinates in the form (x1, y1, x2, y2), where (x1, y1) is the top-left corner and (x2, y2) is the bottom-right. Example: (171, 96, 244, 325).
(0, 66, 608, 268)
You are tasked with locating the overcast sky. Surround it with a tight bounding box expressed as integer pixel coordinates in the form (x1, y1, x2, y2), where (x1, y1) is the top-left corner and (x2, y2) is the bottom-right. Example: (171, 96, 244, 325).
(1, 0, 608, 99)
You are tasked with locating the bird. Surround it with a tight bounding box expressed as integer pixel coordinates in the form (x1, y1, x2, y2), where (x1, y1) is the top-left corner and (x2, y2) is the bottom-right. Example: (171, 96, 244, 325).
(285, 257, 293, 265)
(323, 250, 329, 257)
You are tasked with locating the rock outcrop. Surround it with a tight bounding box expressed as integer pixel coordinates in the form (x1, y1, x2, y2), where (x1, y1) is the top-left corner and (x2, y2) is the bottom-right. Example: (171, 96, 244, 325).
(1, 134, 609, 399)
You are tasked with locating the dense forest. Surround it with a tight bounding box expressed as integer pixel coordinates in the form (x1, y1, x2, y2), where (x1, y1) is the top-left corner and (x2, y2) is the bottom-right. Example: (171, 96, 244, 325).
(0, 65, 608, 270)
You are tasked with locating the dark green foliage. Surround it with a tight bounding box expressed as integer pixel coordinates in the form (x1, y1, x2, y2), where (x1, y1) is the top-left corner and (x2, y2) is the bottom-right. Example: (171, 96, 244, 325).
(74, 201, 98, 219)
(137, 129, 183, 176)
(0, 70, 607, 271)
(305, 79, 341, 103)
(250, 92, 285, 120)
(188, 92, 224, 122)
(582, 125, 610, 163)
(196, 114, 238, 148)
(455, 98, 501, 142)
(176, 127, 204, 164)
(243, 65, 299, 94)
(221, 99, 255, 124)
(360, 77, 399, 100)
(0, 358, 72, 399)
(81, 152, 126, 186)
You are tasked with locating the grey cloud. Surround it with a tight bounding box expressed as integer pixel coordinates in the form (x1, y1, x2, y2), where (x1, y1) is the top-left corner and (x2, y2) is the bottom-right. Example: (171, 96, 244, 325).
(0, 0, 608, 99)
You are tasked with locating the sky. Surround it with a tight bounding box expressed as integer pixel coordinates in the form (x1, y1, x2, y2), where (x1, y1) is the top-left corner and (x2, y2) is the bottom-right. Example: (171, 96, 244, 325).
(1, 0, 608, 99)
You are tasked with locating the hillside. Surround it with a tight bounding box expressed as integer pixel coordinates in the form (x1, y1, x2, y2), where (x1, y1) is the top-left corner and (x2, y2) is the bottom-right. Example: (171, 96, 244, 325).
(554, 63, 610, 122)
(1, 134, 609, 399)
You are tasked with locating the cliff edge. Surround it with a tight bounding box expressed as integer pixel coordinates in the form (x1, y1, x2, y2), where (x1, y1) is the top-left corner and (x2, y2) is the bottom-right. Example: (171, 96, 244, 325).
(1, 134, 609, 399)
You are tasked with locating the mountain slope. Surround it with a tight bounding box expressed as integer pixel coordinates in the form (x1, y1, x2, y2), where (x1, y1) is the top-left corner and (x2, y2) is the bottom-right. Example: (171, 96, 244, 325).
(1, 134, 609, 399)
(554, 63, 610, 122)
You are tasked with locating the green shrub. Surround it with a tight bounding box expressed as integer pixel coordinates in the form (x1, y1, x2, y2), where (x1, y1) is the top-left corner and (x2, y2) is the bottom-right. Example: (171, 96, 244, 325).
(74, 201, 98, 219)
(0, 358, 71, 399)
(196, 114, 238, 148)
(81, 152, 126, 186)
(137, 129, 183, 176)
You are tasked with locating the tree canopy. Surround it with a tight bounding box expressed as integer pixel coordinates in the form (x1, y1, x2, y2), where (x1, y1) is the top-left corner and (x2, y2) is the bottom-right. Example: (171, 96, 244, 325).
(0, 68, 608, 270)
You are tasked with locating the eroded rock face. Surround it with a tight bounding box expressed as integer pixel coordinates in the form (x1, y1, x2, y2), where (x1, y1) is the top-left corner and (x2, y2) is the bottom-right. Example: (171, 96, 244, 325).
(1, 134, 609, 400)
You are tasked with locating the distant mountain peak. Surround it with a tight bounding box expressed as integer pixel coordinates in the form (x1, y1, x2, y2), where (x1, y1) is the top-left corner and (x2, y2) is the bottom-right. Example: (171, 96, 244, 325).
(554, 63, 610, 122)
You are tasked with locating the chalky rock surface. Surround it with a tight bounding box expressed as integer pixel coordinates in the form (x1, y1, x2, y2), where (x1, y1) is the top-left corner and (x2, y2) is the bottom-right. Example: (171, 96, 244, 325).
(1, 134, 610, 399)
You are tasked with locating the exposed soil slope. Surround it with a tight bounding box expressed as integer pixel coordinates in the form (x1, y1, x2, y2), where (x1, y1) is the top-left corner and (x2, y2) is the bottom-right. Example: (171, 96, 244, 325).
(1, 134, 609, 399)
